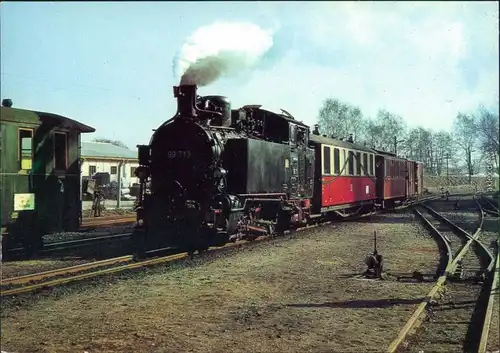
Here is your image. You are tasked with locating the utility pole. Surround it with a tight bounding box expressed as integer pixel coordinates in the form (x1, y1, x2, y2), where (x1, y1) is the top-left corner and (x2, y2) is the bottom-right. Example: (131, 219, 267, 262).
(117, 160, 123, 208)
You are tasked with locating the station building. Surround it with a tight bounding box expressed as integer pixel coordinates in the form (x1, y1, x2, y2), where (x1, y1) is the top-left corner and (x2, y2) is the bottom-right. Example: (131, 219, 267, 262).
(80, 141, 139, 187)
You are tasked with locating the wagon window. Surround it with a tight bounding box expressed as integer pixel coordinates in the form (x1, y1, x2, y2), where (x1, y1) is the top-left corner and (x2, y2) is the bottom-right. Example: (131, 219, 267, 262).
(356, 152, 361, 175)
(348, 151, 354, 175)
(18, 129, 33, 170)
(343, 150, 347, 175)
(54, 132, 67, 171)
(333, 148, 340, 174)
(363, 153, 368, 175)
(323, 146, 331, 175)
(369, 154, 374, 175)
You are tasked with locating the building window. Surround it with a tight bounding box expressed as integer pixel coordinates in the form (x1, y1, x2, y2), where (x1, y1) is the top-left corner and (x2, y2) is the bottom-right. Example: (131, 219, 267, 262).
(356, 152, 361, 176)
(130, 166, 137, 177)
(363, 153, 368, 175)
(323, 146, 331, 175)
(333, 148, 340, 175)
(54, 132, 67, 171)
(18, 129, 33, 170)
(89, 165, 97, 176)
(110, 166, 118, 175)
(347, 151, 354, 175)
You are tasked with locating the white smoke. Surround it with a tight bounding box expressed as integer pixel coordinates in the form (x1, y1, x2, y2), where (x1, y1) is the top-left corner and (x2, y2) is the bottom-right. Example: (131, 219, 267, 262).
(174, 22, 274, 87)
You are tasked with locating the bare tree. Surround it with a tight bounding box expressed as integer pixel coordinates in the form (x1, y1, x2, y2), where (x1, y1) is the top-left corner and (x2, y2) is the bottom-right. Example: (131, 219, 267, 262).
(363, 110, 407, 152)
(317, 98, 366, 142)
(476, 106, 499, 170)
(434, 131, 455, 176)
(453, 113, 477, 183)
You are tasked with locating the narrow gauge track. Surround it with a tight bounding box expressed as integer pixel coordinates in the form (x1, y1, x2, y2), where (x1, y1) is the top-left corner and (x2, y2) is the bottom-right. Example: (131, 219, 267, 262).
(479, 195, 499, 217)
(1, 195, 441, 298)
(79, 215, 136, 230)
(5, 216, 136, 257)
(388, 197, 497, 353)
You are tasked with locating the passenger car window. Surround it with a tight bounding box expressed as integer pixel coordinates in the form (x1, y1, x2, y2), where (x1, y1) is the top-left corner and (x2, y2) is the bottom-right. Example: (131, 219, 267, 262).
(363, 153, 368, 175)
(348, 151, 354, 175)
(370, 155, 374, 175)
(333, 148, 340, 174)
(356, 152, 361, 175)
(323, 146, 331, 175)
(19, 129, 33, 170)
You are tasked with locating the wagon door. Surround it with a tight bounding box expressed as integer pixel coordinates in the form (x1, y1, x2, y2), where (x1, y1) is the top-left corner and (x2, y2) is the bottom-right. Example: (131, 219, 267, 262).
(375, 155, 385, 200)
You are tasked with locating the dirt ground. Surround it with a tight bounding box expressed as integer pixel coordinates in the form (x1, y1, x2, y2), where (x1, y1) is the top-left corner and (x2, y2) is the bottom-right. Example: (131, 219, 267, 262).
(1, 211, 441, 353)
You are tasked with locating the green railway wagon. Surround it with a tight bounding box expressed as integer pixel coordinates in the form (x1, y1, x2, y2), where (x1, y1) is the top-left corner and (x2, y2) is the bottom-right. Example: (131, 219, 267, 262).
(1, 99, 95, 258)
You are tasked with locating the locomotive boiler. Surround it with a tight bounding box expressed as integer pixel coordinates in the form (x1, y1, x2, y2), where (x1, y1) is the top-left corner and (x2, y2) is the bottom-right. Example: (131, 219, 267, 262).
(133, 85, 314, 256)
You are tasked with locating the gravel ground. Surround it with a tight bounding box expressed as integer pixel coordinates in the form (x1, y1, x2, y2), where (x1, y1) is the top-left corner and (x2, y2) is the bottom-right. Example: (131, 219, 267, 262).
(1, 211, 441, 353)
(82, 208, 135, 218)
(43, 224, 134, 243)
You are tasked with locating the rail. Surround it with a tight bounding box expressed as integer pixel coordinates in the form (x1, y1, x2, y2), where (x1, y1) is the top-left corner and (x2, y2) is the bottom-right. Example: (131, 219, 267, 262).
(478, 245, 499, 353)
(387, 198, 487, 353)
(2, 194, 441, 297)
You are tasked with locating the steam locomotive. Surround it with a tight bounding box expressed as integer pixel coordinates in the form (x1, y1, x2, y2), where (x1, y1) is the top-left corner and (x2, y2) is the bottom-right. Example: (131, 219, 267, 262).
(132, 85, 424, 256)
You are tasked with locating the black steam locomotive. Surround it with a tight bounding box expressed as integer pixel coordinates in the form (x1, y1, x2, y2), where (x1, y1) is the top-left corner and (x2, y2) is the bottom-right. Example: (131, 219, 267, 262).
(133, 85, 314, 256)
(133, 85, 424, 258)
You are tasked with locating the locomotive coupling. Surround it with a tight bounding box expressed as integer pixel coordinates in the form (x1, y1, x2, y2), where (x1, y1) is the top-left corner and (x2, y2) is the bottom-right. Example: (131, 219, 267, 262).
(364, 231, 384, 279)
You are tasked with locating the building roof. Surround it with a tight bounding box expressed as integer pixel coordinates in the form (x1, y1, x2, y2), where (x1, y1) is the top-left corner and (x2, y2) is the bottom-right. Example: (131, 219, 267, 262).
(81, 141, 137, 160)
(1, 106, 95, 133)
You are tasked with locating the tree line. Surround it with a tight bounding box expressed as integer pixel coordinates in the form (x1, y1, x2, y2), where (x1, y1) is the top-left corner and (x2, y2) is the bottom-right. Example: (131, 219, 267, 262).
(316, 98, 499, 182)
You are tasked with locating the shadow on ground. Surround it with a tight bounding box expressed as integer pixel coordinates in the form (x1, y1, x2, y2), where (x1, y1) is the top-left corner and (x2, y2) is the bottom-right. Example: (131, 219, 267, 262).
(287, 298, 424, 309)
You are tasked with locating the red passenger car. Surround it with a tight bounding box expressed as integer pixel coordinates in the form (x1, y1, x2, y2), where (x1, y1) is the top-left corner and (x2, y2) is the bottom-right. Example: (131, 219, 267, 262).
(310, 135, 377, 215)
(374, 150, 408, 208)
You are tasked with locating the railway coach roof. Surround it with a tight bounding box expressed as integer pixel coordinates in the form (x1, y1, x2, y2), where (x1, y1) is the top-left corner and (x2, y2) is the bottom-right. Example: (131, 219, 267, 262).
(309, 133, 375, 153)
(0, 107, 95, 133)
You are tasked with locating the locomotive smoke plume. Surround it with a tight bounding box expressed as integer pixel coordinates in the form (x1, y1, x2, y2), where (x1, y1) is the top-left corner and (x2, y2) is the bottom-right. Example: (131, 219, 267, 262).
(174, 22, 274, 87)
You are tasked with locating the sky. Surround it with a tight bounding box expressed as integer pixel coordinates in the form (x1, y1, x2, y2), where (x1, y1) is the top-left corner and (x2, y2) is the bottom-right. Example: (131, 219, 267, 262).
(1, 1, 498, 149)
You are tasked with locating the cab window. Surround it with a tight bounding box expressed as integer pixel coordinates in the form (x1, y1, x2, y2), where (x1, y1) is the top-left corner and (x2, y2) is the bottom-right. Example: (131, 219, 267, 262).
(19, 129, 33, 170)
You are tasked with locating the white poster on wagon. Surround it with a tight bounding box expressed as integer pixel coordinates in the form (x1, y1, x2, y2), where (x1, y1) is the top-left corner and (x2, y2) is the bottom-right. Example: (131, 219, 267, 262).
(13, 193, 35, 211)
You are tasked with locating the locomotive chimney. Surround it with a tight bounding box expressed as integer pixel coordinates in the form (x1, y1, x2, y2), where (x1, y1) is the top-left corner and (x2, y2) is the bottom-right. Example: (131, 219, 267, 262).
(173, 85, 197, 118)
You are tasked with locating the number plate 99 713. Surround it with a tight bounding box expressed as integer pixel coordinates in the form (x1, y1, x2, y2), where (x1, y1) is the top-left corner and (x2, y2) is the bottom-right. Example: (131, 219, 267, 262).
(167, 151, 191, 159)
